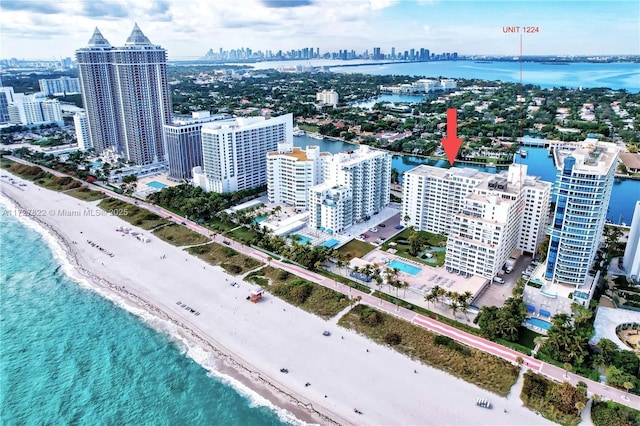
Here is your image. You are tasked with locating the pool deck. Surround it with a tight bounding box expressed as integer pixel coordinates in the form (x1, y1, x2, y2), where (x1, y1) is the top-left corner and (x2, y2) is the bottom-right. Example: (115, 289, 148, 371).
(360, 248, 487, 302)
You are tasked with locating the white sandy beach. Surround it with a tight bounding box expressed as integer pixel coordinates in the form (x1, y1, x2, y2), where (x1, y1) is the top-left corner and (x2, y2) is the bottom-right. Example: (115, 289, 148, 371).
(1, 176, 553, 426)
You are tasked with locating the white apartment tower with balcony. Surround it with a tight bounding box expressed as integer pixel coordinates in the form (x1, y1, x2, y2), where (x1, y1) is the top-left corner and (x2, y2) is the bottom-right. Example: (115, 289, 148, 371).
(402, 164, 550, 279)
(76, 24, 172, 165)
(316, 90, 339, 106)
(266, 143, 330, 209)
(308, 145, 391, 233)
(73, 112, 90, 151)
(193, 114, 292, 193)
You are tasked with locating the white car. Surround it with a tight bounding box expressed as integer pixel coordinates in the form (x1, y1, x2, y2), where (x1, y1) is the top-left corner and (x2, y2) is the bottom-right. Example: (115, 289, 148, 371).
(369, 227, 379, 232)
(493, 276, 505, 284)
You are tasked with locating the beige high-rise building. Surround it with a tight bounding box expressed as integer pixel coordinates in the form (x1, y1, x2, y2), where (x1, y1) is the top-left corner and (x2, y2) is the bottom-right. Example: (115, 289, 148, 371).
(76, 24, 172, 165)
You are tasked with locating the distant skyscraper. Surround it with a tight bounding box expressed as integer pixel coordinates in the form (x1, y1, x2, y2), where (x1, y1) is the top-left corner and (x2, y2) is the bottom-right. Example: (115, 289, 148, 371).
(73, 112, 90, 151)
(76, 24, 172, 165)
(39, 77, 81, 96)
(545, 141, 619, 288)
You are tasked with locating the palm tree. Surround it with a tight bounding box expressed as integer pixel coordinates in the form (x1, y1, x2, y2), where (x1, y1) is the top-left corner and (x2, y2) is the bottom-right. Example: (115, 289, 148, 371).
(515, 356, 524, 369)
(336, 259, 345, 277)
(436, 286, 447, 306)
(449, 300, 460, 319)
(424, 293, 436, 308)
(575, 401, 586, 413)
(623, 381, 634, 400)
(430, 285, 442, 306)
(563, 362, 573, 380)
(401, 280, 409, 298)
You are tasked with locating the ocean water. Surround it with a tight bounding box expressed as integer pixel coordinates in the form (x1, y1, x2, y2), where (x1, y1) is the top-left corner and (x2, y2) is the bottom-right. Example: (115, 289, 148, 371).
(0, 204, 292, 425)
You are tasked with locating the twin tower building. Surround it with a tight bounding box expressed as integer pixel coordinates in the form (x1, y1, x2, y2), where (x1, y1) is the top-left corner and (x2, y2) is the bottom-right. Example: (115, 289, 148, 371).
(76, 25, 297, 194)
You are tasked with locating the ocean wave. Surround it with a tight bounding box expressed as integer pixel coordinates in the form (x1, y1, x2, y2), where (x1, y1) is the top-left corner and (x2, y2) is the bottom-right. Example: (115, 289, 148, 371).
(0, 192, 308, 426)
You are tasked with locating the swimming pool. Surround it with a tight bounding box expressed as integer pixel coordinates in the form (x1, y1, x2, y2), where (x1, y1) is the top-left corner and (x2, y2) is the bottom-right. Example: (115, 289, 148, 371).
(387, 259, 422, 276)
(525, 317, 552, 331)
(321, 239, 339, 248)
(293, 234, 312, 245)
(253, 216, 267, 223)
(147, 181, 168, 189)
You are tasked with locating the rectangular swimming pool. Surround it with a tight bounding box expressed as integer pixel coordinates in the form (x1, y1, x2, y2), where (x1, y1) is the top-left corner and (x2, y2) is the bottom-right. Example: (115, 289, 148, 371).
(147, 181, 168, 189)
(387, 259, 422, 276)
(293, 234, 312, 245)
(525, 317, 552, 330)
(253, 216, 267, 223)
(321, 239, 339, 248)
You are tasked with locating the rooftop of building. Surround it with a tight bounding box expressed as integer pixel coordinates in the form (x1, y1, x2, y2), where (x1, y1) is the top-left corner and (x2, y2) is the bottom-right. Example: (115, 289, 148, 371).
(553, 139, 619, 174)
(168, 113, 234, 127)
(406, 164, 549, 194)
(334, 145, 390, 167)
(267, 146, 314, 161)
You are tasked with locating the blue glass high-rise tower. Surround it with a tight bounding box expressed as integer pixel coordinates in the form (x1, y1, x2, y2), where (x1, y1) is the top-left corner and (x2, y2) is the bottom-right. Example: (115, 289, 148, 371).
(545, 141, 619, 288)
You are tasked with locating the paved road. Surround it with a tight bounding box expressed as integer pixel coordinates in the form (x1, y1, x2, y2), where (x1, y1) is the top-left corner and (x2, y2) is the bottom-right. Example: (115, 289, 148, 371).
(7, 156, 640, 410)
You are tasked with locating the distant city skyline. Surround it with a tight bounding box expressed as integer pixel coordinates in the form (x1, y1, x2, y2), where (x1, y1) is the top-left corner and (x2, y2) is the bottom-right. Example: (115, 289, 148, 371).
(1, 0, 638, 60)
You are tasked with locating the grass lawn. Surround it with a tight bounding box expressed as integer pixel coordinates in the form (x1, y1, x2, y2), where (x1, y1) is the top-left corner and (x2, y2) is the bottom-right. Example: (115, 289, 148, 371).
(152, 223, 209, 247)
(336, 239, 376, 260)
(298, 123, 319, 133)
(382, 228, 447, 267)
(98, 198, 168, 230)
(208, 218, 235, 232)
(1, 161, 82, 192)
(338, 304, 519, 396)
(227, 226, 260, 244)
(250, 266, 350, 319)
(185, 242, 263, 275)
(66, 187, 108, 202)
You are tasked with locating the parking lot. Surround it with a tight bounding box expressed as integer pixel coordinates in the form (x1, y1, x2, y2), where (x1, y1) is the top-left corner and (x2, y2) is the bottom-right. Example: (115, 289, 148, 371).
(473, 254, 533, 308)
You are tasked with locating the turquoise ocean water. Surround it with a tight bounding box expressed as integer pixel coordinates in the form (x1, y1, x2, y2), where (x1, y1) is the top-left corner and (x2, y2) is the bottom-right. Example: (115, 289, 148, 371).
(0, 202, 291, 425)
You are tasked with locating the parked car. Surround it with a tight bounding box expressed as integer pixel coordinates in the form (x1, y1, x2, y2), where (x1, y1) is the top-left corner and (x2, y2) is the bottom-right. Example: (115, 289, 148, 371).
(379, 224, 386, 227)
(395, 225, 404, 230)
(360, 233, 369, 238)
(322, 330, 331, 336)
(493, 276, 505, 284)
(369, 227, 379, 232)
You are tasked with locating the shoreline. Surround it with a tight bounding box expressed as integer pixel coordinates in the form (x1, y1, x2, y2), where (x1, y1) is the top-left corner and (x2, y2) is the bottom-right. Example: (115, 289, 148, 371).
(0, 175, 553, 425)
(0, 189, 332, 426)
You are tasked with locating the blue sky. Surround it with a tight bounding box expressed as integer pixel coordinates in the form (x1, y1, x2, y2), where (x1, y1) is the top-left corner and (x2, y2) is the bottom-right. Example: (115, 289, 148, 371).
(1, 0, 638, 60)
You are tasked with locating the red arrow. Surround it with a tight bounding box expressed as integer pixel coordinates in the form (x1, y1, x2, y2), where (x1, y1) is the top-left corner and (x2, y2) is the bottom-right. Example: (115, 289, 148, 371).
(441, 108, 463, 166)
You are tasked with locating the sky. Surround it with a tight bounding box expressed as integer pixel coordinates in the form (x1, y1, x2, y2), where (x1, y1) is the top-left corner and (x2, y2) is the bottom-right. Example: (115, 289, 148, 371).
(1, 0, 639, 60)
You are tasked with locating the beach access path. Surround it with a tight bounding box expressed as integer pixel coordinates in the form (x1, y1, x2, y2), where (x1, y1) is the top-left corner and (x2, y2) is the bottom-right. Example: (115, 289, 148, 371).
(1, 172, 557, 425)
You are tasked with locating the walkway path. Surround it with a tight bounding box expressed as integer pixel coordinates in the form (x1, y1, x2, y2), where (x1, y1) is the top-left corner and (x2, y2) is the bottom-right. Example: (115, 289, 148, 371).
(8, 156, 640, 410)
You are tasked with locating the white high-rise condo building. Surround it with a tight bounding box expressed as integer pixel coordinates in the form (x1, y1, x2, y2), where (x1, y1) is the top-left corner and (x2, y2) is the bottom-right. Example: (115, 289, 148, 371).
(316, 90, 339, 106)
(267, 143, 330, 209)
(39, 77, 81, 96)
(5, 92, 63, 126)
(76, 24, 172, 165)
(73, 112, 90, 151)
(308, 145, 391, 233)
(163, 112, 234, 182)
(193, 114, 292, 193)
(544, 142, 619, 293)
(402, 164, 550, 279)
